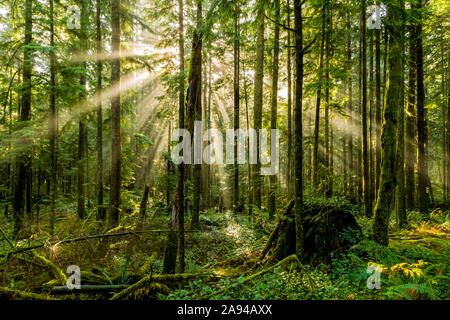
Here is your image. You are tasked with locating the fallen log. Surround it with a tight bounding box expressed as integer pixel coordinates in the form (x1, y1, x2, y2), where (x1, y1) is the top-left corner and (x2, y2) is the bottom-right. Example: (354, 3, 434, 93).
(31, 250, 67, 285)
(110, 273, 221, 300)
(0, 230, 204, 258)
(50, 284, 129, 294)
(0, 286, 54, 300)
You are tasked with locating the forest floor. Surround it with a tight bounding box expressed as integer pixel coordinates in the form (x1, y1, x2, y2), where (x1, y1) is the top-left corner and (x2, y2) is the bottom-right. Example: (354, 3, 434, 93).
(0, 200, 449, 300)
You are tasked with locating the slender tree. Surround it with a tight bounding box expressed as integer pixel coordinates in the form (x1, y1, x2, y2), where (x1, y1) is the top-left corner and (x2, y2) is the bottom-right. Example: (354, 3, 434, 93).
(187, 0, 202, 227)
(375, 22, 381, 197)
(233, 1, 240, 212)
(77, 0, 88, 220)
(252, 2, 264, 210)
(416, 0, 429, 214)
(405, 15, 416, 210)
(13, 0, 32, 236)
(312, 5, 326, 189)
(287, 0, 292, 197)
(177, 0, 186, 273)
(294, 0, 304, 260)
(110, 0, 121, 227)
(269, 0, 280, 218)
(396, 15, 407, 228)
(96, 0, 105, 221)
(347, 3, 354, 197)
(49, 0, 57, 235)
(361, 0, 372, 217)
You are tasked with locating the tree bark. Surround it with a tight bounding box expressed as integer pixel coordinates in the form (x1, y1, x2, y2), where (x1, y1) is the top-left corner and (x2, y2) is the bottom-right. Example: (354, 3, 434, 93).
(373, 0, 404, 245)
(293, 0, 304, 261)
(361, 0, 372, 217)
(177, 0, 186, 274)
(416, 0, 429, 215)
(13, 0, 32, 236)
(110, 0, 122, 227)
(186, 0, 202, 228)
(96, 0, 105, 221)
(233, 1, 240, 212)
(252, 3, 264, 210)
(287, 0, 292, 197)
(269, 0, 280, 218)
(49, 0, 57, 235)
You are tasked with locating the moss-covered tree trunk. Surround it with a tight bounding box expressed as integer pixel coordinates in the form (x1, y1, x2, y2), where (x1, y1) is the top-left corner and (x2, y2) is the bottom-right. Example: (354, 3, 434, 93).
(186, 0, 202, 228)
(286, 0, 292, 197)
(396, 17, 407, 228)
(405, 19, 416, 210)
(372, 0, 404, 246)
(375, 27, 381, 202)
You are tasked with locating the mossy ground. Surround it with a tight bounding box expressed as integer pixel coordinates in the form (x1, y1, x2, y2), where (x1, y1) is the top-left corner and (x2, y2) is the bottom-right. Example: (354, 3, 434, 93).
(0, 201, 448, 300)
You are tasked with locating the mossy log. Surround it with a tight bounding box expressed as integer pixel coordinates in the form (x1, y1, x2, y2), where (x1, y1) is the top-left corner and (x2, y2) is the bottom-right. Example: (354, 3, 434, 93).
(50, 284, 129, 294)
(31, 250, 67, 285)
(0, 286, 54, 300)
(110, 273, 220, 300)
(265, 198, 362, 264)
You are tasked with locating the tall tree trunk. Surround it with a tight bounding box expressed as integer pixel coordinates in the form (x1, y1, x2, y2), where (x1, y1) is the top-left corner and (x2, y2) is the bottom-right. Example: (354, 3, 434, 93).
(287, 0, 292, 197)
(373, 0, 404, 245)
(312, 5, 326, 189)
(77, 0, 88, 220)
(49, 0, 57, 235)
(396, 17, 407, 228)
(405, 19, 416, 210)
(293, 0, 304, 261)
(186, 0, 202, 228)
(96, 0, 105, 221)
(233, 1, 240, 212)
(269, 0, 280, 218)
(252, 3, 264, 210)
(416, 0, 429, 215)
(242, 59, 252, 213)
(375, 27, 381, 199)
(369, 30, 374, 203)
(177, 0, 186, 273)
(13, 0, 32, 236)
(324, 3, 332, 196)
(110, 0, 121, 227)
(347, 5, 354, 198)
(447, 47, 450, 203)
(361, 0, 372, 217)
